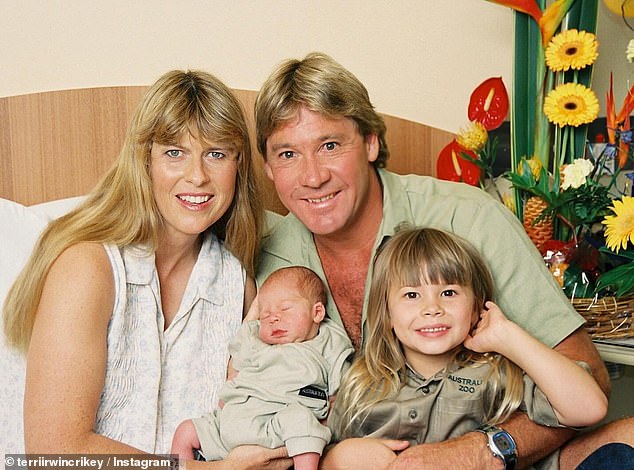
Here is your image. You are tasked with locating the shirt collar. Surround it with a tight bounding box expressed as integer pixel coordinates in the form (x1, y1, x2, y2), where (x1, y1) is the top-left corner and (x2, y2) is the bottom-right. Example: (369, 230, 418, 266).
(122, 233, 226, 306)
(376, 169, 417, 243)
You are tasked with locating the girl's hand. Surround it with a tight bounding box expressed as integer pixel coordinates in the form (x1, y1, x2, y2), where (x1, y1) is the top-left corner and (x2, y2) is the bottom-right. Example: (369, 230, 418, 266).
(463, 301, 512, 354)
(320, 438, 409, 470)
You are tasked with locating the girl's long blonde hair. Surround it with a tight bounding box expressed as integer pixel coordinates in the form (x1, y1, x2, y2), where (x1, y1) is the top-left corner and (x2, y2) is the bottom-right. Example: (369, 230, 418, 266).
(330, 227, 524, 440)
(3, 70, 263, 353)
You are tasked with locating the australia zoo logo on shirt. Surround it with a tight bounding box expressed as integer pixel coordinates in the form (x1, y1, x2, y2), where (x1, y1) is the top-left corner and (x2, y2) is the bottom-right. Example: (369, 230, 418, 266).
(448, 374, 483, 394)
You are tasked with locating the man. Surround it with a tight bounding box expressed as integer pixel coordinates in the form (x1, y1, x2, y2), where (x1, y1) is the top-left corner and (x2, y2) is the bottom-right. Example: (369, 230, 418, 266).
(255, 52, 633, 469)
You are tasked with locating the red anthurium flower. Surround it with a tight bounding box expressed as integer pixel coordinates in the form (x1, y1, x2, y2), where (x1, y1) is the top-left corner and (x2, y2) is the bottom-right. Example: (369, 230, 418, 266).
(436, 140, 481, 186)
(468, 77, 509, 131)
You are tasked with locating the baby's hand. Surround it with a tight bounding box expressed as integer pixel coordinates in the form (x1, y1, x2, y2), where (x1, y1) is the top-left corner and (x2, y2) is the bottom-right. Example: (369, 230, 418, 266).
(463, 301, 512, 354)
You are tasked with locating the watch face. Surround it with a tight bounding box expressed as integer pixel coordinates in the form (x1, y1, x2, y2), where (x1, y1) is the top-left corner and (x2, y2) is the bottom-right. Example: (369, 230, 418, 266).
(494, 432, 516, 453)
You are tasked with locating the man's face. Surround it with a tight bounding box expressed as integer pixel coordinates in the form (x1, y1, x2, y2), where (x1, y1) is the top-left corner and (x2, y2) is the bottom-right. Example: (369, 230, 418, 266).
(264, 106, 379, 237)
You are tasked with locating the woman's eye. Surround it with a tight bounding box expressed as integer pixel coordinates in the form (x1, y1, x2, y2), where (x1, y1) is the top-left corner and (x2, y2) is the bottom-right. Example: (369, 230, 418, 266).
(166, 149, 182, 158)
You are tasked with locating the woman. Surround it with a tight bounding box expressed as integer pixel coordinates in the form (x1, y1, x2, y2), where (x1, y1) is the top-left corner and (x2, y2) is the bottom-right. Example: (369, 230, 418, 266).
(3, 70, 290, 469)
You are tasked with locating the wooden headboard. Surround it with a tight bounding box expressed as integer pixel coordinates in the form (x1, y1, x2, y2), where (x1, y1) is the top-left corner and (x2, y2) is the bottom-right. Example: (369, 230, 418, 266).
(0, 86, 454, 213)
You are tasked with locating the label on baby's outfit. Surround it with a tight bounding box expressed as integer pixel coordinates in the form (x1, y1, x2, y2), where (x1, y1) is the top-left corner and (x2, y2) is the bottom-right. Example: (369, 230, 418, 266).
(298, 385, 327, 401)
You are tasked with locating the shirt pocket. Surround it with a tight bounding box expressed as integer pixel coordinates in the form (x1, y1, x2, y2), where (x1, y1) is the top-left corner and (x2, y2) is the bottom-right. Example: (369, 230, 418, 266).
(429, 396, 483, 441)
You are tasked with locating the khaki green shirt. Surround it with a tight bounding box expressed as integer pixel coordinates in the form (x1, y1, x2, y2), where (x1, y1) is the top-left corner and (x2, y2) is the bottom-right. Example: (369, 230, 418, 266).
(258, 169, 584, 348)
(329, 360, 565, 470)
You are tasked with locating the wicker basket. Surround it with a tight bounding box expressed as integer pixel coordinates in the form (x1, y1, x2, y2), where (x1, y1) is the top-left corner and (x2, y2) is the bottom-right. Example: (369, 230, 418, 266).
(572, 296, 634, 339)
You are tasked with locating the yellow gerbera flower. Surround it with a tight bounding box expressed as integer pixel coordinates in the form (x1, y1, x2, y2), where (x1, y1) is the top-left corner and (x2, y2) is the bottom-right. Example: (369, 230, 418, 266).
(545, 29, 598, 72)
(457, 121, 488, 153)
(603, 196, 634, 253)
(543, 83, 599, 127)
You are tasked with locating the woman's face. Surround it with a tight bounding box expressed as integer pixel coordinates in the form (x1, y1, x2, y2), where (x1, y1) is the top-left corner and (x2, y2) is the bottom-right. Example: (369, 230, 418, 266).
(150, 132, 238, 242)
(388, 278, 478, 377)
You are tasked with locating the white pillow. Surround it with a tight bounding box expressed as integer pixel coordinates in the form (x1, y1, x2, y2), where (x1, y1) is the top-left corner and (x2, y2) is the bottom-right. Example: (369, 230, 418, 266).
(29, 195, 85, 220)
(0, 196, 83, 456)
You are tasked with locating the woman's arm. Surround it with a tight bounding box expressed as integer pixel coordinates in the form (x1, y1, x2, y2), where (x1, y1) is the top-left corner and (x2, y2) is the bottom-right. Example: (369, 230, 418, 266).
(24, 242, 129, 453)
(466, 302, 607, 427)
(25, 244, 291, 470)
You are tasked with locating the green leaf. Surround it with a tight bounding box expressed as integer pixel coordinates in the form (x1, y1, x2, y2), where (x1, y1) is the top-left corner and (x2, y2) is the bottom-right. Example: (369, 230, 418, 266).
(512, 7, 544, 220)
(599, 246, 634, 261)
(596, 262, 634, 297)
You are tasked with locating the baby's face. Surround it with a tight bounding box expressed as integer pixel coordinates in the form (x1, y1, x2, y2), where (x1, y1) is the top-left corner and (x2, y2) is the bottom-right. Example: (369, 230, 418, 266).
(258, 282, 321, 345)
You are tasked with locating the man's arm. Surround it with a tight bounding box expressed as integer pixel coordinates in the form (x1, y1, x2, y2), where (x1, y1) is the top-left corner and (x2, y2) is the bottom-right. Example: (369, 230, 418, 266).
(390, 328, 609, 469)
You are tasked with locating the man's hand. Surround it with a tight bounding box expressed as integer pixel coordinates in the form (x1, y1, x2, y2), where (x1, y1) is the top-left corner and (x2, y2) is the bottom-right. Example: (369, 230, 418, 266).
(389, 432, 501, 470)
(225, 445, 292, 470)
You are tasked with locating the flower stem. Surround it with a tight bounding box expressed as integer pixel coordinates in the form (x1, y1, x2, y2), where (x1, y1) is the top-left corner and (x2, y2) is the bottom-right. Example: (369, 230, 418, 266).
(556, 213, 578, 245)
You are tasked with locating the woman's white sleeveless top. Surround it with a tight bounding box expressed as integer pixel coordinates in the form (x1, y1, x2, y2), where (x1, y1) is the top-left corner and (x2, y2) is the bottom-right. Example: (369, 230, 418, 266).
(96, 233, 244, 453)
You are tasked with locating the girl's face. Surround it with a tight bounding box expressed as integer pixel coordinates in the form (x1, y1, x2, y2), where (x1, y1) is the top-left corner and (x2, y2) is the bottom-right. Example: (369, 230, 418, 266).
(150, 132, 238, 243)
(388, 278, 478, 377)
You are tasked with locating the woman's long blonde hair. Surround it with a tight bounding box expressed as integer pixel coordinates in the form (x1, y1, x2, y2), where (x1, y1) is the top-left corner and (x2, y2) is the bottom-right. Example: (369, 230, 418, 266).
(330, 227, 524, 440)
(3, 70, 263, 353)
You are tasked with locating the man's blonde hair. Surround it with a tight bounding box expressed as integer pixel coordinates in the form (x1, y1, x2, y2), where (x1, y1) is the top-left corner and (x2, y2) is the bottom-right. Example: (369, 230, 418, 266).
(255, 52, 389, 167)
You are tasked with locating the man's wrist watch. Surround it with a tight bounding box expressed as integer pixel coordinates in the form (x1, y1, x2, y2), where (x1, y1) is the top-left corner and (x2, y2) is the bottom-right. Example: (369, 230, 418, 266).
(475, 425, 517, 470)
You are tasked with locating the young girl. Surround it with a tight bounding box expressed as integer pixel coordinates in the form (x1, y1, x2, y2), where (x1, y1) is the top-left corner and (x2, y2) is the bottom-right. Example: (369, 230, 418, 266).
(326, 227, 608, 469)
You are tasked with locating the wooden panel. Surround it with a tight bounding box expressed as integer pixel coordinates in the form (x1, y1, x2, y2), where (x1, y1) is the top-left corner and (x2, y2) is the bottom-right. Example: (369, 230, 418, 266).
(383, 114, 453, 177)
(0, 87, 452, 211)
(0, 87, 146, 206)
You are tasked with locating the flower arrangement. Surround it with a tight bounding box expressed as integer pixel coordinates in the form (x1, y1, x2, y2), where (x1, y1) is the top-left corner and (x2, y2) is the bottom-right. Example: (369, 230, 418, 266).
(437, 1, 634, 306)
(496, 0, 634, 300)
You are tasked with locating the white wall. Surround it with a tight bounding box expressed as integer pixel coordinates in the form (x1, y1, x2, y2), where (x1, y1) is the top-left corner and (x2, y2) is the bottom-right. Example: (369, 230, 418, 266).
(0, 0, 513, 133)
(1, 1, 630, 133)
(595, 1, 634, 116)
